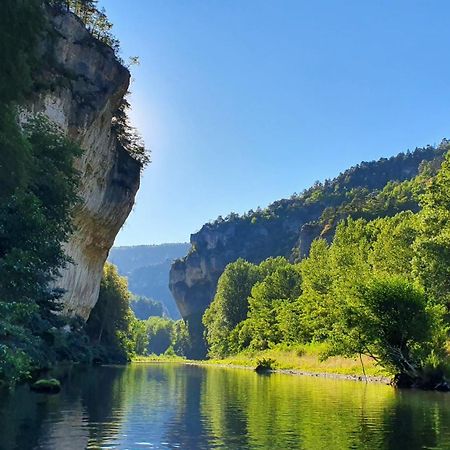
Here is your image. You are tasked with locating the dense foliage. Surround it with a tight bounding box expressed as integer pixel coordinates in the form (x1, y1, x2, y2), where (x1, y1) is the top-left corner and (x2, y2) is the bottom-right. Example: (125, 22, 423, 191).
(180, 143, 446, 359)
(203, 154, 450, 387)
(184, 146, 446, 279)
(86, 264, 190, 362)
(85, 263, 137, 362)
(131, 295, 166, 320)
(0, 116, 82, 385)
(206, 145, 444, 239)
(141, 317, 191, 356)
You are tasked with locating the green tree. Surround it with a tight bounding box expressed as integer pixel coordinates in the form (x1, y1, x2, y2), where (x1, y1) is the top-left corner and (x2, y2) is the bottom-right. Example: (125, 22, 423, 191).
(369, 212, 418, 279)
(327, 276, 447, 385)
(130, 317, 148, 356)
(0, 0, 45, 198)
(243, 262, 302, 350)
(0, 0, 44, 104)
(131, 295, 165, 320)
(295, 239, 335, 342)
(0, 118, 81, 385)
(86, 263, 135, 362)
(203, 259, 262, 358)
(172, 320, 191, 357)
(146, 317, 174, 355)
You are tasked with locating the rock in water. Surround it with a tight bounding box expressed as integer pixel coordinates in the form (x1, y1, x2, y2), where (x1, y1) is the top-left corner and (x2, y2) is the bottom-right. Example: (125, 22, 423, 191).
(30, 378, 61, 394)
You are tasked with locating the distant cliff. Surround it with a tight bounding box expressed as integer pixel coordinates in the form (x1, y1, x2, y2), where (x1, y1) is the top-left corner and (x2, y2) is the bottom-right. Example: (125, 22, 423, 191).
(26, 7, 141, 319)
(170, 145, 446, 357)
(109, 244, 190, 319)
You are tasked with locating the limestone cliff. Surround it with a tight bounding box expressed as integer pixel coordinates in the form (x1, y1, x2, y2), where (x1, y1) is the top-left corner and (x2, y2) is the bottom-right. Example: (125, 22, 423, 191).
(170, 145, 446, 357)
(26, 8, 141, 319)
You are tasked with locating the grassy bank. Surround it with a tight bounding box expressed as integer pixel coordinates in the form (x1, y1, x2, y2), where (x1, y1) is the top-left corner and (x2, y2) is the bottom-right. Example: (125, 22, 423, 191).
(132, 343, 391, 379)
(203, 344, 390, 378)
(132, 354, 188, 363)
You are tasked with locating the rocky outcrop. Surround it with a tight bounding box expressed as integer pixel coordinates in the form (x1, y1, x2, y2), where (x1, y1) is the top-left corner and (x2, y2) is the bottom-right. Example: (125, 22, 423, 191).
(169, 216, 316, 319)
(170, 206, 322, 358)
(170, 146, 446, 357)
(25, 8, 141, 319)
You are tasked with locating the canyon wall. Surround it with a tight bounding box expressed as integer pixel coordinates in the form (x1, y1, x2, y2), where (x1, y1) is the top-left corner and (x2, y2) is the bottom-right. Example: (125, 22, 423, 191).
(26, 8, 141, 319)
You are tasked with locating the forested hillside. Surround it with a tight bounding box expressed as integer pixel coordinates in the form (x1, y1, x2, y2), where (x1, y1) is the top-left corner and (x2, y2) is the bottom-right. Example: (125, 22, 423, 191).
(109, 244, 189, 319)
(171, 144, 447, 358)
(203, 149, 450, 387)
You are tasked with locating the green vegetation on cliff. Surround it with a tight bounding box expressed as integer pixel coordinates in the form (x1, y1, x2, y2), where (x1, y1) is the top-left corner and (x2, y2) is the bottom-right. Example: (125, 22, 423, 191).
(203, 153, 450, 387)
(172, 143, 446, 360)
(206, 144, 444, 258)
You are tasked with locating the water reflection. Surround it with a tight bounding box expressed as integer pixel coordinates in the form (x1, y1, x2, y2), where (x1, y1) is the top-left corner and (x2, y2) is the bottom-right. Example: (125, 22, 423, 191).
(1, 364, 450, 449)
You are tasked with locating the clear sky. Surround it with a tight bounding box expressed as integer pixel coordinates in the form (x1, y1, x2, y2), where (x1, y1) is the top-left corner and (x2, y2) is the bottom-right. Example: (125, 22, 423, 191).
(101, 0, 450, 246)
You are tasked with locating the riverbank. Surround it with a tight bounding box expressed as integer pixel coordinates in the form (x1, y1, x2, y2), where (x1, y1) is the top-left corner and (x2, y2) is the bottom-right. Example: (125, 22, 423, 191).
(132, 344, 393, 384)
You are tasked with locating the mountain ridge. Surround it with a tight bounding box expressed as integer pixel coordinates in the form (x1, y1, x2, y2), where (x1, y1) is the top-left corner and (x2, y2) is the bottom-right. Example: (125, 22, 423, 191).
(109, 243, 190, 319)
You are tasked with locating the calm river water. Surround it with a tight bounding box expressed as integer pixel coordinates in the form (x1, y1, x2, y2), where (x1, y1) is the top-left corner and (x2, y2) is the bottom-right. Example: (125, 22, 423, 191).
(1, 363, 450, 449)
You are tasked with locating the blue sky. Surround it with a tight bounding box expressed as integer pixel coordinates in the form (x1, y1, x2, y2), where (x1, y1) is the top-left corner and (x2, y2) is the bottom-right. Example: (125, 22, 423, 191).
(101, 0, 450, 246)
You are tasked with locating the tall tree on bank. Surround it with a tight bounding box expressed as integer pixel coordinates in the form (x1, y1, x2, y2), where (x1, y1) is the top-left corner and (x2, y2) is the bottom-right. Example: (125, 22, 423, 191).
(0, 118, 82, 384)
(203, 259, 262, 358)
(86, 263, 136, 362)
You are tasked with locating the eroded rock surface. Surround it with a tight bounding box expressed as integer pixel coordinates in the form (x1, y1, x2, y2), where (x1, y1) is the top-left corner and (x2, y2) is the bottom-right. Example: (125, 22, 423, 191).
(26, 8, 141, 319)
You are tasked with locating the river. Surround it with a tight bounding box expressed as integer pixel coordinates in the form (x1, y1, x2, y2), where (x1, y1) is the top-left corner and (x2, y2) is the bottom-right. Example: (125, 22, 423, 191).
(1, 363, 450, 449)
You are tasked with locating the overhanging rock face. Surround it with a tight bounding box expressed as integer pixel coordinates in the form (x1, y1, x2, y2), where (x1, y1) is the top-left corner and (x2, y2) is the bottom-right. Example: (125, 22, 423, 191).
(27, 8, 141, 319)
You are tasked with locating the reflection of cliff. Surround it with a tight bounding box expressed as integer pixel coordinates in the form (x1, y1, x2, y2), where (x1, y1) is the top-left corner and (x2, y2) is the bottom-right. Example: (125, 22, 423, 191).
(163, 366, 211, 449)
(28, 7, 141, 319)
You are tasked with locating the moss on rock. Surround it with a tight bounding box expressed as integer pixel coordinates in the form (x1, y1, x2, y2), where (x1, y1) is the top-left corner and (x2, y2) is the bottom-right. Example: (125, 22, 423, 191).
(30, 378, 61, 394)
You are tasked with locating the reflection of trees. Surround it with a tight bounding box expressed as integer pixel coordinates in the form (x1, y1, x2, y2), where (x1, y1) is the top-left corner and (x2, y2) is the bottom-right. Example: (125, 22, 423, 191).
(3, 365, 450, 449)
(39, 366, 126, 449)
(76, 365, 126, 447)
(0, 385, 49, 450)
(118, 363, 184, 446)
(381, 390, 450, 450)
(201, 367, 253, 448)
(201, 369, 450, 450)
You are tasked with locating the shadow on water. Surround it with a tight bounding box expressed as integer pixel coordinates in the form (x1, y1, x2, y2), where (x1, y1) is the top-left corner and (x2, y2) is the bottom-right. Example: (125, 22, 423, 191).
(1, 364, 450, 449)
